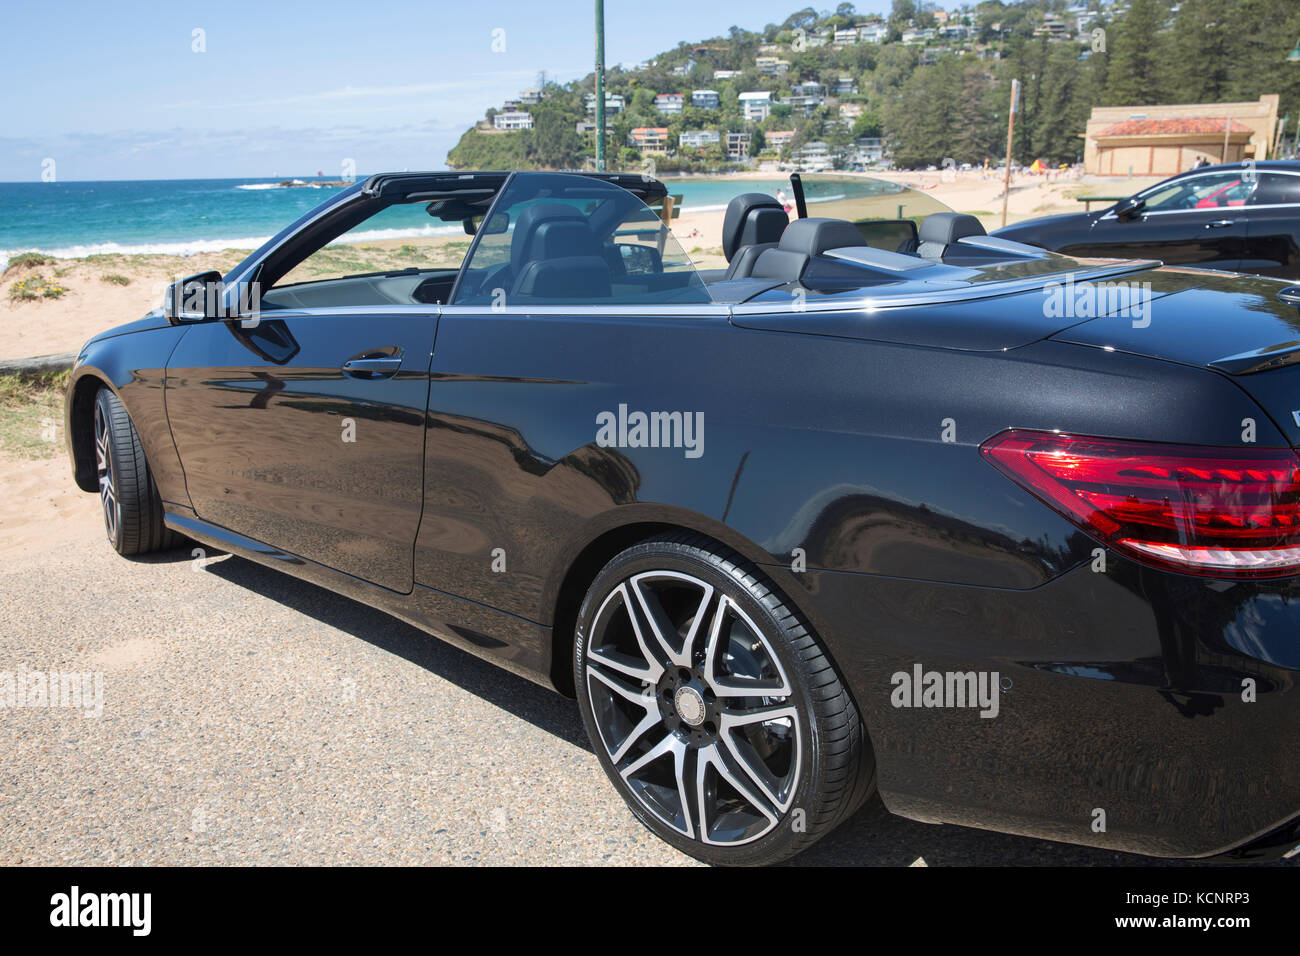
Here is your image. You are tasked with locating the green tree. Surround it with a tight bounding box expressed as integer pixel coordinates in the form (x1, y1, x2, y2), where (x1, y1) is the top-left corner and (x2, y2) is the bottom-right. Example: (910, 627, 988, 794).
(1103, 0, 1172, 105)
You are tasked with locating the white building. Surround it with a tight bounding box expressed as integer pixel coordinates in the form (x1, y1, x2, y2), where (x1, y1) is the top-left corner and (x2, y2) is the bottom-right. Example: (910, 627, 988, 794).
(679, 129, 721, 148)
(519, 88, 542, 105)
(584, 93, 625, 114)
(792, 140, 831, 171)
(833, 28, 860, 46)
(655, 93, 685, 114)
(691, 89, 720, 110)
(859, 24, 889, 43)
(713, 69, 742, 80)
(493, 111, 533, 130)
(739, 90, 772, 122)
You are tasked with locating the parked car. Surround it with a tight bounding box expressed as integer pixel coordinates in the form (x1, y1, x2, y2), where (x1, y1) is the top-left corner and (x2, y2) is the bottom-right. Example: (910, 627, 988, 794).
(67, 170, 1300, 865)
(994, 160, 1300, 277)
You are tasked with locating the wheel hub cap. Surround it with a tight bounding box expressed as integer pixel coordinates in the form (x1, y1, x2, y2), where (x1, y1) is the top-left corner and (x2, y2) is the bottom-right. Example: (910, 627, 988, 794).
(674, 685, 706, 726)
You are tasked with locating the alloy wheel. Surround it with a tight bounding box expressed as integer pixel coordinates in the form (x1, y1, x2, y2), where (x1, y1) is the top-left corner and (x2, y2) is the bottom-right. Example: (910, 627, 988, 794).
(583, 570, 803, 846)
(94, 400, 119, 543)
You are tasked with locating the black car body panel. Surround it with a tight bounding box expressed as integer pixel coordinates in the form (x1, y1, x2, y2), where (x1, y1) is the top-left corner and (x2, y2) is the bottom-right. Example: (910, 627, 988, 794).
(994, 160, 1300, 279)
(66, 170, 1300, 860)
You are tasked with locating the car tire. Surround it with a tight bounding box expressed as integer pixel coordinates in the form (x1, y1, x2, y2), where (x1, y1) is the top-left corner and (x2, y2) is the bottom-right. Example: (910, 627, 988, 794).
(574, 530, 875, 865)
(93, 386, 178, 555)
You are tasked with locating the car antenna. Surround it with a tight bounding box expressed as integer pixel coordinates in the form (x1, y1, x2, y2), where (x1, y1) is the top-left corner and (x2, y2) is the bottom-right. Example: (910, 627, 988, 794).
(789, 173, 808, 219)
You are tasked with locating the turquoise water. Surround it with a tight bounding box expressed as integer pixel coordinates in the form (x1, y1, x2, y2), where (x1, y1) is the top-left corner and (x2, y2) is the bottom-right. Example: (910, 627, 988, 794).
(0, 175, 902, 264)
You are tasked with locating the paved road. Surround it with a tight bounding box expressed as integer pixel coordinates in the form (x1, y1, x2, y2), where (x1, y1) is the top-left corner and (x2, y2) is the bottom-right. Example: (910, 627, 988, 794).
(0, 489, 1293, 866)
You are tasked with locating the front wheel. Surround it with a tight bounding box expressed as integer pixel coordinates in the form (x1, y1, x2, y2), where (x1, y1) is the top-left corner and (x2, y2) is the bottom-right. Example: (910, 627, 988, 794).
(93, 387, 178, 555)
(574, 531, 874, 865)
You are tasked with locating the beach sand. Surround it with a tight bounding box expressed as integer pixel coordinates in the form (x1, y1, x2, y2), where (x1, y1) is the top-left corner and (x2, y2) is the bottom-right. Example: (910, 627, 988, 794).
(2, 172, 1162, 360)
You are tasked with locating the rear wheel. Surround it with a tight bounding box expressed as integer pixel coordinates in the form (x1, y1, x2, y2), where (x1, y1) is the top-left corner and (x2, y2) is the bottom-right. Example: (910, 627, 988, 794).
(93, 387, 178, 555)
(574, 531, 874, 865)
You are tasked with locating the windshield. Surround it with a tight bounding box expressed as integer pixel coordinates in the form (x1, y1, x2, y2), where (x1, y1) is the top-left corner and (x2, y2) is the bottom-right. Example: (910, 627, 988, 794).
(453, 171, 711, 306)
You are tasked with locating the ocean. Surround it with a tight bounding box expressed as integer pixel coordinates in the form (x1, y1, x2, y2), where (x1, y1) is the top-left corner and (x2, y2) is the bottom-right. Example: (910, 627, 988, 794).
(0, 175, 899, 266)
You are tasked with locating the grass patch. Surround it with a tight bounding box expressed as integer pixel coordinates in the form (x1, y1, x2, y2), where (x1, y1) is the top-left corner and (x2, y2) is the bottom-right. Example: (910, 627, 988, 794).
(0, 369, 70, 460)
(3, 252, 52, 275)
(8, 275, 68, 301)
(100, 273, 131, 286)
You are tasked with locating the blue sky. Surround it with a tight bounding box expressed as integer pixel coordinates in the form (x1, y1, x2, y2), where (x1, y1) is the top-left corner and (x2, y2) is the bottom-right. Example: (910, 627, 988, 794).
(0, 0, 892, 181)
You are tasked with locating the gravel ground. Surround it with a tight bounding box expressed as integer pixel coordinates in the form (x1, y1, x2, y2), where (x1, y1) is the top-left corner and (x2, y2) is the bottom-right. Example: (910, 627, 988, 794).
(0, 487, 1294, 867)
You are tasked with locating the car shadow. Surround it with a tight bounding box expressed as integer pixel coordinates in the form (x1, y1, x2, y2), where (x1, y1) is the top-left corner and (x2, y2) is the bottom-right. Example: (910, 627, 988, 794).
(202, 553, 589, 749)
(203, 552, 1298, 868)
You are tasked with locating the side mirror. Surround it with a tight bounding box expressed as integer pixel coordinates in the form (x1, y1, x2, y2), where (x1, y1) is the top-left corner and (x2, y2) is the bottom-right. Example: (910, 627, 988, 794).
(163, 270, 225, 324)
(616, 243, 663, 275)
(1114, 195, 1146, 221)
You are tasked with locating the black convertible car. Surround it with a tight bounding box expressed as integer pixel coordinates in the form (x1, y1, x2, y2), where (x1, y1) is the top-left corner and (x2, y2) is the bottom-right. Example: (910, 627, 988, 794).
(995, 160, 1300, 278)
(66, 170, 1300, 865)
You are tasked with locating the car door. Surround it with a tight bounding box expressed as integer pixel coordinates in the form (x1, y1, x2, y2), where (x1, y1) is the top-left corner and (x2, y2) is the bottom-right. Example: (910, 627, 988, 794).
(163, 188, 485, 593)
(412, 171, 722, 618)
(1076, 171, 1250, 270)
(1241, 171, 1300, 278)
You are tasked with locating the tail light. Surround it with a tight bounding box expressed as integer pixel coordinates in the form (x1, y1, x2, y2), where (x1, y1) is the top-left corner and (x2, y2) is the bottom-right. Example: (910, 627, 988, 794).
(980, 429, 1300, 578)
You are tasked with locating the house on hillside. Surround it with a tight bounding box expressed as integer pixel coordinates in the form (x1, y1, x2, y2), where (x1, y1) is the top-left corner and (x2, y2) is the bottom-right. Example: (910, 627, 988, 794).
(655, 93, 685, 114)
(679, 129, 720, 149)
(766, 130, 796, 151)
(781, 82, 825, 116)
(691, 89, 720, 110)
(627, 127, 670, 153)
(584, 93, 625, 114)
(493, 111, 533, 130)
(755, 56, 791, 75)
(726, 131, 752, 161)
(739, 90, 772, 122)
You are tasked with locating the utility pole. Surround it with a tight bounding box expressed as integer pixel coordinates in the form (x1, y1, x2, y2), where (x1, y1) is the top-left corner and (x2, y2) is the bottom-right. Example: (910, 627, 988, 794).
(595, 0, 606, 172)
(1001, 78, 1019, 229)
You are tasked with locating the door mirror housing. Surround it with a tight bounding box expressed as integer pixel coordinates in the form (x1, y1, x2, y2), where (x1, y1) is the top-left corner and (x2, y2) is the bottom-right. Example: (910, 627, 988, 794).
(163, 270, 226, 324)
(1114, 195, 1146, 221)
(615, 243, 663, 275)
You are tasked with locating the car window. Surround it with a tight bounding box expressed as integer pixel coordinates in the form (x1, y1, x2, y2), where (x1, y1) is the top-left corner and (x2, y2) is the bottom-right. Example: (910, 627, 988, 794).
(452, 172, 712, 307)
(1138, 172, 1255, 212)
(1249, 173, 1300, 206)
(261, 198, 482, 310)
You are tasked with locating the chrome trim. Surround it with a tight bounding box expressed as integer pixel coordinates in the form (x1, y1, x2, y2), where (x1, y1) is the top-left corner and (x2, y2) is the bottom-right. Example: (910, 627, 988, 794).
(436, 302, 730, 318)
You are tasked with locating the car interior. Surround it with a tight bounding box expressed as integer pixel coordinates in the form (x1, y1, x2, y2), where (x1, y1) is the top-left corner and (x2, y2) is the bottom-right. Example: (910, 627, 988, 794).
(254, 174, 1054, 313)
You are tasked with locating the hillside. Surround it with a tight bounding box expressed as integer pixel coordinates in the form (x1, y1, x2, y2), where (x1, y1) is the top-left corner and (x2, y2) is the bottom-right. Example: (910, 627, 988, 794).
(446, 0, 1300, 172)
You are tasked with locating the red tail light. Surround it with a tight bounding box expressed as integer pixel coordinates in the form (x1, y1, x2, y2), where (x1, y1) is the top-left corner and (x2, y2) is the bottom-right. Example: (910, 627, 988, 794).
(980, 429, 1300, 578)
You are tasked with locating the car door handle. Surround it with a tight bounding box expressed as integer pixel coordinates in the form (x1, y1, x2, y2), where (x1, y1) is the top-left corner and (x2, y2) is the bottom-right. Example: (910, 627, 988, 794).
(1205, 220, 1236, 228)
(342, 352, 403, 378)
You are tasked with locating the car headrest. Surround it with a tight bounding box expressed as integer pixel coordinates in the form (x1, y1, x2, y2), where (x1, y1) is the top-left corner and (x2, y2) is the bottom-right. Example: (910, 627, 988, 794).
(511, 203, 591, 272)
(722, 193, 788, 262)
(917, 212, 986, 246)
(776, 218, 866, 258)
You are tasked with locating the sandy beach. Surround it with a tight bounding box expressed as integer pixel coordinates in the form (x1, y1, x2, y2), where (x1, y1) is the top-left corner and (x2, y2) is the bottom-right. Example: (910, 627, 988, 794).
(1, 171, 1162, 361)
